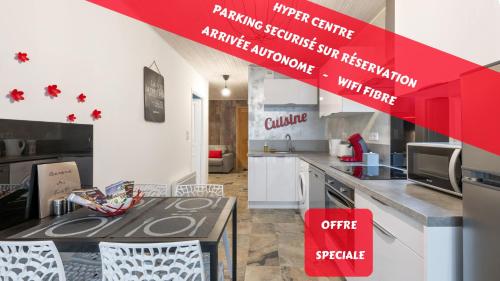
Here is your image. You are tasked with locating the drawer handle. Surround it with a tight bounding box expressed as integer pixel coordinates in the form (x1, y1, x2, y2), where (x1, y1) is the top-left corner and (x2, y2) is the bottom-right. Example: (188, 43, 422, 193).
(370, 195, 389, 206)
(373, 221, 396, 239)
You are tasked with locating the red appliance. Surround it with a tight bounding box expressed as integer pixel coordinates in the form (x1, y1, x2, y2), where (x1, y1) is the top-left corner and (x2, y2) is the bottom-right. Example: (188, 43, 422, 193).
(340, 133, 369, 162)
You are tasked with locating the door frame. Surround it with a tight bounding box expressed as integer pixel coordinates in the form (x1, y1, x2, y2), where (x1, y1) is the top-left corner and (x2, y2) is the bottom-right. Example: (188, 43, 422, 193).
(192, 93, 203, 184)
(235, 105, 248, 171)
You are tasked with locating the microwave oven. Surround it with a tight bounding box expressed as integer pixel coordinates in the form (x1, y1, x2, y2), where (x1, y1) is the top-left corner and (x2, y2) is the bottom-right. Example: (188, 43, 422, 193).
(407, 142, 462, 196)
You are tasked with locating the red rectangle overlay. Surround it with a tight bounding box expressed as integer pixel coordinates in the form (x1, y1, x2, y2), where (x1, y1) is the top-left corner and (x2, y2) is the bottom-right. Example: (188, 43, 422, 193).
(305, 208, 373, 277)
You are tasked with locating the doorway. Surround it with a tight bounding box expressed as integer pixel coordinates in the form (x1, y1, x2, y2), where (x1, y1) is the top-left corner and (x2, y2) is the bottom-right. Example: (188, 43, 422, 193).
(191, 95, 203, 184)
(235, 106, 248, 171)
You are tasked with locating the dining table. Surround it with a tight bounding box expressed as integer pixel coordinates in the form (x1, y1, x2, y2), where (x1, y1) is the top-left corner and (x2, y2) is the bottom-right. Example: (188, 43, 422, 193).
(0, 196, 237, 281)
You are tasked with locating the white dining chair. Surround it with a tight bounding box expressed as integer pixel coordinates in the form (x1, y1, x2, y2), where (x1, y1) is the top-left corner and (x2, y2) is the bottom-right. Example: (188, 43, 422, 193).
(0, 240, 66, 281)
(99, 240, 206, 281)
(174, 184, 232, 277)
(135, 183, 171, 198)
(174, 184, 224, 198)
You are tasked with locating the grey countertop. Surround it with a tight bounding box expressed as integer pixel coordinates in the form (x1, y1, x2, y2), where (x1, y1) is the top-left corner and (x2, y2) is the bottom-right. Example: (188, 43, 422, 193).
(248, 151, 463, 227)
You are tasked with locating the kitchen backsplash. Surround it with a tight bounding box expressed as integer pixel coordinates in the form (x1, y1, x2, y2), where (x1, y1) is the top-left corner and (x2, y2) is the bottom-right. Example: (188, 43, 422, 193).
(324, 112, 391, 164)
(248, 65, 326, 141)
(249, 140, 328, 152)
(248, 65, 392, 163)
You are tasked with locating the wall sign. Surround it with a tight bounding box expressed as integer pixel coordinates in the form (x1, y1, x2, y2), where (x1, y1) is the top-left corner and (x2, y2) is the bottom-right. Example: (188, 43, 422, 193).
(143, 65, 165, 123)
(264, 113, 308, 130)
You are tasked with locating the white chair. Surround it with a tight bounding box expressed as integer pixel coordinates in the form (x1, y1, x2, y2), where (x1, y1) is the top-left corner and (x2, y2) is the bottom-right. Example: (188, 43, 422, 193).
(174, 184, 224, 198)
(135, 183, 171, 198)
(99, 240, 205, 281)
(0, 240, 66, 281)
(174, 184, 232, 278)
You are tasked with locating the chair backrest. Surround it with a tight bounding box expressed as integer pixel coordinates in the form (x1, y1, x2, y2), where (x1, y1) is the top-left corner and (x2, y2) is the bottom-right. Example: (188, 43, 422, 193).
(174, 184, 224, 198)
(135, 183, 171, 198)
(0, 240, 66, 281)
(99, 240, 205, 281)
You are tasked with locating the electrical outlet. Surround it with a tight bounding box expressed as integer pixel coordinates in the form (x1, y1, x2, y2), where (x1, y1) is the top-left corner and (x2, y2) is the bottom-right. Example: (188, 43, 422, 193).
(186, 131, 190, 141)
(368, 132, 380, 141)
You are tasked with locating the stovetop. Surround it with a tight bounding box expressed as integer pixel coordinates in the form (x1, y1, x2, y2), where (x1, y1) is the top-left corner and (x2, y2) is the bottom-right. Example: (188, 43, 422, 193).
(330, 165, 407, 180)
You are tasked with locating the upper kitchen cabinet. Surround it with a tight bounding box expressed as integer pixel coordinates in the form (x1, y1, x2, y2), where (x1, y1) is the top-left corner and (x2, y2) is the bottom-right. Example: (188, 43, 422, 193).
(319, 89, 374, 117)
(263, 79, 318, 105)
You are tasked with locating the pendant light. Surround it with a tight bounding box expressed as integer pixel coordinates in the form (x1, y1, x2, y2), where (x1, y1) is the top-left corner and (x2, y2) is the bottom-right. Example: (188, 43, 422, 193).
(221, 74, 231, 97)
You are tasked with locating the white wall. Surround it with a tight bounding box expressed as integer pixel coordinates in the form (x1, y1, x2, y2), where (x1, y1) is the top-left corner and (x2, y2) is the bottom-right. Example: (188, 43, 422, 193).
(0, 0, 209, 186)
(394, 0, 500, 65)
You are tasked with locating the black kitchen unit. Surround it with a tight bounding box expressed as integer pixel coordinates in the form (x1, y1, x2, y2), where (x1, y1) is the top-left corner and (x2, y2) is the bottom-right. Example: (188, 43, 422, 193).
(0, 118, 93, 231)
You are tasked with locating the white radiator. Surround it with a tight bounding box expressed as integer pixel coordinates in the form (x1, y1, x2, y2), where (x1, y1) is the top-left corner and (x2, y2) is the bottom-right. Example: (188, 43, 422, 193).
(171, 171, 197, 190)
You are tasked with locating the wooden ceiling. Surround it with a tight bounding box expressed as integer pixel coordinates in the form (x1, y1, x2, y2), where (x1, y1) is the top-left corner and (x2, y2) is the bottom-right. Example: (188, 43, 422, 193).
(159, 0, 385, 100)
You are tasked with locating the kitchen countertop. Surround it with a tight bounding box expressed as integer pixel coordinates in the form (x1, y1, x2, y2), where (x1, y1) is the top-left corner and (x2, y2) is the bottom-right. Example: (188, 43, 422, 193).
(0, 153, 92, 164)
(248, 151, 463, 227)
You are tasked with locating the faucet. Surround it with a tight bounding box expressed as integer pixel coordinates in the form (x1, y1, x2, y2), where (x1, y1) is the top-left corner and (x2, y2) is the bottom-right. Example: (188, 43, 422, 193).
(285, 134, 295, 152)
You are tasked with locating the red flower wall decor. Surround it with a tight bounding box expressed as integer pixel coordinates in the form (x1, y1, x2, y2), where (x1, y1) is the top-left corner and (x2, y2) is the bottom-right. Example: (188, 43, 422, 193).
(91, 109, 102, 120)
(77, 93, 87, 102)
(9, 89, 25, 102)
(47, 85, 61, 97)
(67, 114, 77, 122)
(16, 52, 29, 63)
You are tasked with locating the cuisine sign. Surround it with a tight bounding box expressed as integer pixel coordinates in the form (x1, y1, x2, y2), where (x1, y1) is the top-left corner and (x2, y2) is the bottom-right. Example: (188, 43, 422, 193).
(265, 113, 308, 130)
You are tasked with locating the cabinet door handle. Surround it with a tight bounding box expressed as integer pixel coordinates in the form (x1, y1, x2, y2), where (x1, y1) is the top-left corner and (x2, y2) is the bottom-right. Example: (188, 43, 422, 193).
(373, 221, 396, 239)
(370, 195, 389, 206)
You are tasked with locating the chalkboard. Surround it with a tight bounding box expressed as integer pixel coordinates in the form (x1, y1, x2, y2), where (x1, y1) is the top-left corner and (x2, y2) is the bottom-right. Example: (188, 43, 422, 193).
(144, 67, 165, 122)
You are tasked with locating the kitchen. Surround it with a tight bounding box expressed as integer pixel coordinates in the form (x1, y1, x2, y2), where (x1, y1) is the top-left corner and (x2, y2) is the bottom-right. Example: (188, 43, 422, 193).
(248, 64, 465, 280)
(0, 0, 499, 281)
(247, 56, 500, 280)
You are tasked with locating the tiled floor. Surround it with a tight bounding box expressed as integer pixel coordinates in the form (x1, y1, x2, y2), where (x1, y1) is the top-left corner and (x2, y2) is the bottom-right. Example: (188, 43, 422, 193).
(209, 171, 343, 281)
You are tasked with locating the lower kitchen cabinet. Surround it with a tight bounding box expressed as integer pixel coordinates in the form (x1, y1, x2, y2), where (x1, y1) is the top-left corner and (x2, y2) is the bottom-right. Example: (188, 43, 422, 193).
(266, 157, 297, 202)
(248, 156, 298, 208)
(248, 157, 267, 201)
(370, 222, 424, 281)
(351, 190, 462, 281)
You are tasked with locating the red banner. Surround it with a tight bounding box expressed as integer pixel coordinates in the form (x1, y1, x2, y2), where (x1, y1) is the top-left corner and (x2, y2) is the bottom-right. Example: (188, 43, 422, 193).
(87, 0, 500, 155)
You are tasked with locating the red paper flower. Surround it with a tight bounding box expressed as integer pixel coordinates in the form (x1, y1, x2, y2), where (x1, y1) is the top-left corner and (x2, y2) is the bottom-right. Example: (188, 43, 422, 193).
(91, 109, 102, 120)
(47, 85, 61, 97)
(16, 52, 29, 63)
(9, 89, 25, 102)
(67, 114, 77, 122)
(77, 93, 87, 102)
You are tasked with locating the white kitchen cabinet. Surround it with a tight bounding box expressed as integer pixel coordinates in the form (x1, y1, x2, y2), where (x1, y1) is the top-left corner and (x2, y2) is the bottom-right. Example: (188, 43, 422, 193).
(319, 89, 373, 117)
(368, 221, 424, 281)
(248, 156, 298, 208)
(264, 79, 317, 105)
(266, 157, 296, 202)
(248, 157, 267, 202)
(352, 189, 462, 281)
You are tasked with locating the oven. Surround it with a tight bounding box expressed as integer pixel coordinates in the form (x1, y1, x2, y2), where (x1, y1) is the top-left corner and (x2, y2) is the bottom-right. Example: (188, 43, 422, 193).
(325, 175, 354, 209)
(407, 142, 462, 196)
(324, 174, 355, 272)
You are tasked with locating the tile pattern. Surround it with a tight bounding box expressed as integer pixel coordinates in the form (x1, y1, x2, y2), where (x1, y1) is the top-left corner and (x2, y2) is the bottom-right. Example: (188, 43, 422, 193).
(209, 172, 344, 281)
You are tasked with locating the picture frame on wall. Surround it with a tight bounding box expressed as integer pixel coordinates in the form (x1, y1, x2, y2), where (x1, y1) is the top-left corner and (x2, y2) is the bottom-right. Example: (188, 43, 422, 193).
(143, 65, 165, 123)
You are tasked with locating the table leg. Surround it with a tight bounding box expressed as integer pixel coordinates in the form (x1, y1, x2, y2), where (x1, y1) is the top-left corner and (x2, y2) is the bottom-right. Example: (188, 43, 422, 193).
(232, 201, 237, 281)
(210, 244, 218, 281)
